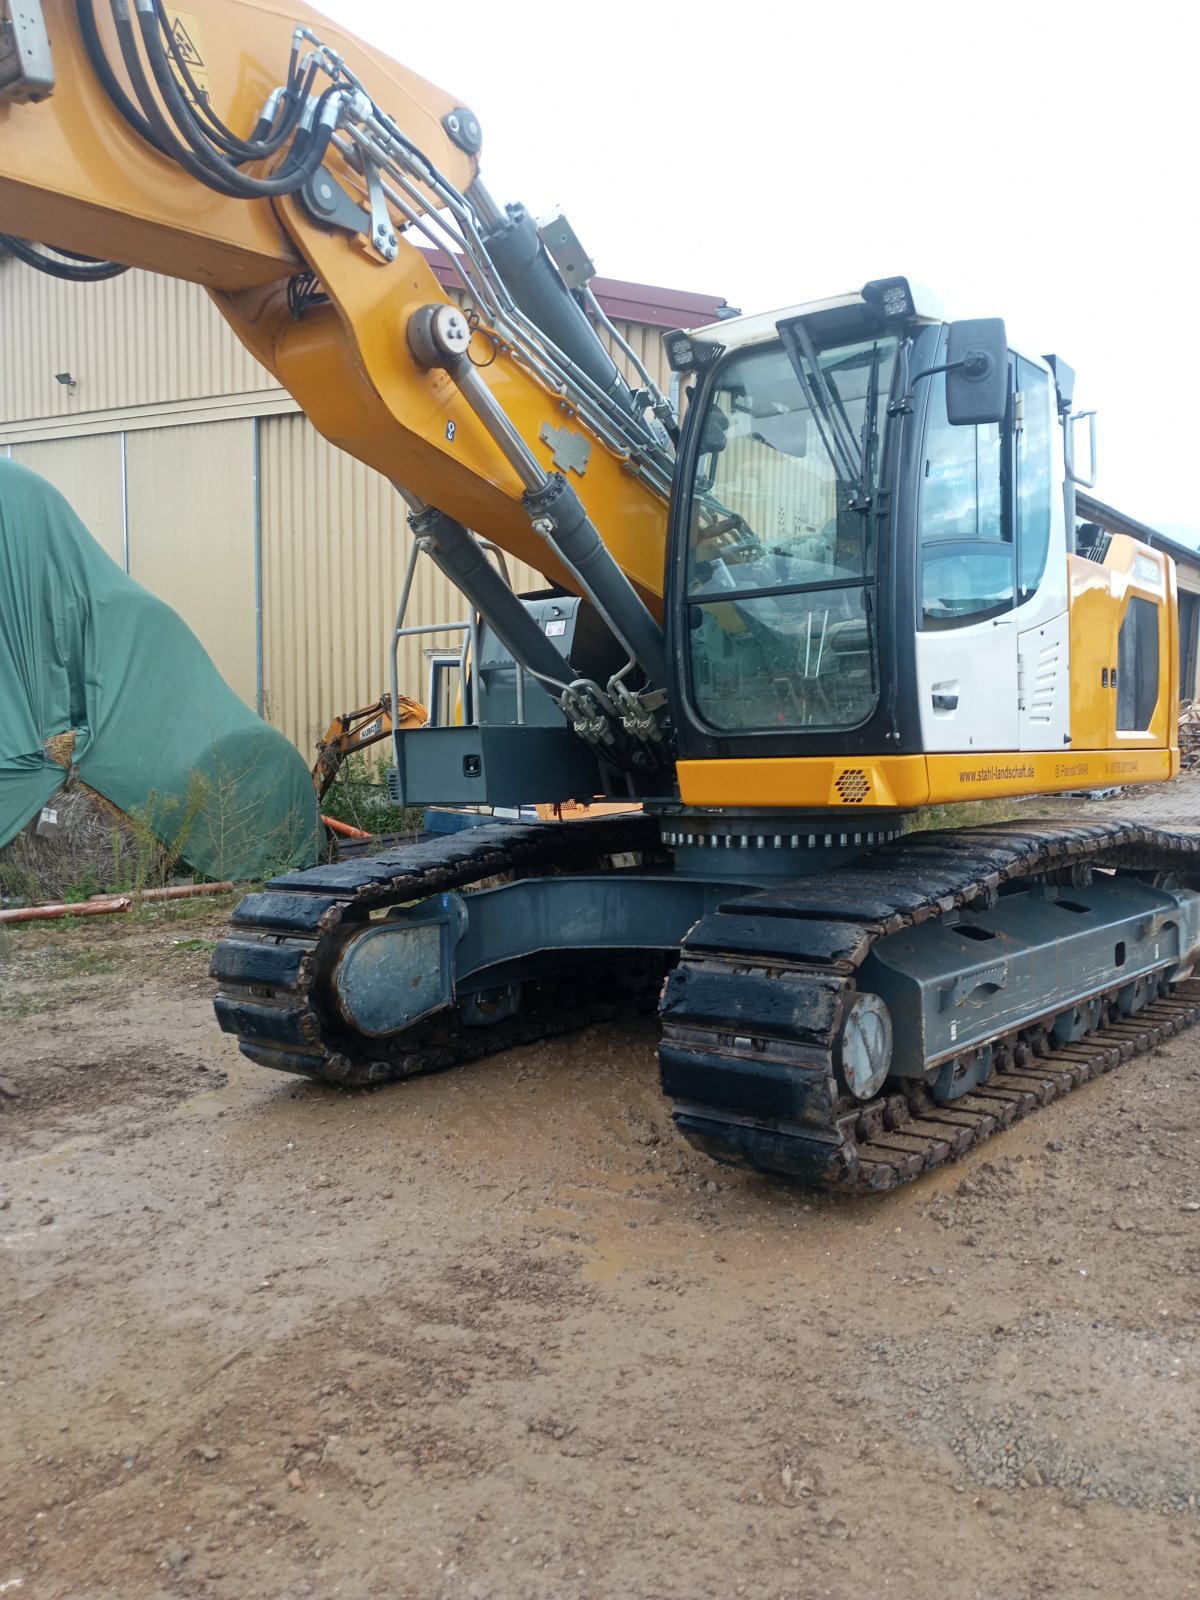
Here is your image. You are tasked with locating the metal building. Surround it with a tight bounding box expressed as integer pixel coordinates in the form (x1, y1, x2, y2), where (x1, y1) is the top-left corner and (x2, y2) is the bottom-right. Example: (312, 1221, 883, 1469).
(0, 248, 729, 753)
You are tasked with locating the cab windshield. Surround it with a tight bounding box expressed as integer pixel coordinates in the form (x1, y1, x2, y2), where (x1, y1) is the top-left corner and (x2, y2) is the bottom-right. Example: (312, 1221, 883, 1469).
(684, 331, 897, 733)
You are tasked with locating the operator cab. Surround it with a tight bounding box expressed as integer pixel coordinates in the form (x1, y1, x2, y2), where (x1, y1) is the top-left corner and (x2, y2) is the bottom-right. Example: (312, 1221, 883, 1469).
(665, 279, 1073, 769)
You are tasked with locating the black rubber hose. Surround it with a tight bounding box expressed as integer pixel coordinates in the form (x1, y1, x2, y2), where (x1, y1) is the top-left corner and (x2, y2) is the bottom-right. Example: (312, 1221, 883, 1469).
(151, 0, 313, 163)
(80, 0, 305, 167)
(231, 65, 319, 160)
(135, 3, 334, 197)
(153, 0, 290, 150)
(76, 0, 169, 157)
(49, 244, 120, 263)
(117, 2, 333, 202)
(106, 0, 329, 201)
(111, 0, 252, 196)
(0, 234, 128, 280)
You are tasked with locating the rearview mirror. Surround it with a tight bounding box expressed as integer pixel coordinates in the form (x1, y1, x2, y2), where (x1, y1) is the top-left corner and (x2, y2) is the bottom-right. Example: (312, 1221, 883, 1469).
(945, 318, 1008, 426)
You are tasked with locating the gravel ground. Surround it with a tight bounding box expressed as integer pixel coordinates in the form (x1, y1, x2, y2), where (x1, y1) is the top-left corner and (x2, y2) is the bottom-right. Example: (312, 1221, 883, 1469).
(2, 897, 1200, 1600)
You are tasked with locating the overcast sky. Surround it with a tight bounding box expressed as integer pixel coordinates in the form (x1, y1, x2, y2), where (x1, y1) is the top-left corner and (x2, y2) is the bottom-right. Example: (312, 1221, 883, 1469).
(336, 0, 1195, 541)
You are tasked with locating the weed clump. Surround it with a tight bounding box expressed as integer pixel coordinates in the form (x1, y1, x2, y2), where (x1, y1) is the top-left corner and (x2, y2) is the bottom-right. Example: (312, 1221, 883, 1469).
(319, 753, 423, 841)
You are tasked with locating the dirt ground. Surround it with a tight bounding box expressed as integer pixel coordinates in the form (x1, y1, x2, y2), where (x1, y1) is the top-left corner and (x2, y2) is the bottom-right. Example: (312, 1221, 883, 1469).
(2, 899, 1200, 1600)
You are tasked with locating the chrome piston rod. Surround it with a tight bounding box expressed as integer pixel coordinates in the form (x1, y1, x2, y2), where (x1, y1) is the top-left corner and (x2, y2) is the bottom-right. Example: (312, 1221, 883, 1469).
(395, 492, 572, 694)
(407, 304, 669, 693)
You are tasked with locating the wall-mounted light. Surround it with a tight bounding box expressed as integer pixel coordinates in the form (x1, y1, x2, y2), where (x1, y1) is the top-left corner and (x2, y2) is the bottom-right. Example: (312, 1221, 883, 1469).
(54, 371, 76, 390)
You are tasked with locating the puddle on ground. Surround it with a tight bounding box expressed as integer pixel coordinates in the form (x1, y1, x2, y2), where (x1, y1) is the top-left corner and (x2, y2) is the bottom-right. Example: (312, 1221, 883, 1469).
(529, 1167, 675, 1286)
(177, 1058, 262, 1117)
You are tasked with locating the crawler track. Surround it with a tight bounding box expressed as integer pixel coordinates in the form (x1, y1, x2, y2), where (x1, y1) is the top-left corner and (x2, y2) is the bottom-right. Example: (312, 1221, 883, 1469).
(211, 813, 663, 1083)
(660, 820, 1200, 1193)
(213, 816, 1200, 1192)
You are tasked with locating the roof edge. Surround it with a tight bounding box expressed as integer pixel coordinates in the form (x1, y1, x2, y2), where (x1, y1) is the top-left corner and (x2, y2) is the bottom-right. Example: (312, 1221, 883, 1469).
(1077, 491, 1200, 567)
(418, 246, 732, 331)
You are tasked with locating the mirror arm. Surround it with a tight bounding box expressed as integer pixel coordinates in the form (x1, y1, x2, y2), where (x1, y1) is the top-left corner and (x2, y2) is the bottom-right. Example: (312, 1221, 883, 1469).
(888, 358, 963, 416)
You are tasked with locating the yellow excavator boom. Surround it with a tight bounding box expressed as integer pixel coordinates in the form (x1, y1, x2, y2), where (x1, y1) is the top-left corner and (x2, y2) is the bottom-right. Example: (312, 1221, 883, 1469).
(0, 0, 670, 609)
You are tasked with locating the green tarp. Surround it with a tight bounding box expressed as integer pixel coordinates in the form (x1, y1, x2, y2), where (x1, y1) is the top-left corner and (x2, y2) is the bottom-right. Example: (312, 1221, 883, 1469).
(0, 457, 321, 881)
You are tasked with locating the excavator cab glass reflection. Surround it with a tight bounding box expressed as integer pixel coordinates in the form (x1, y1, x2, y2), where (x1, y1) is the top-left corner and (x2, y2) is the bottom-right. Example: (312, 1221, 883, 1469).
(683, 333, 898, 732)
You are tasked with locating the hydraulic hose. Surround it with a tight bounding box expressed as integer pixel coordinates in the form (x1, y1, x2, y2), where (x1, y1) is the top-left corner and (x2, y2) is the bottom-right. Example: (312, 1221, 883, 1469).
(131, 0, 336, 198)
(76, 0, 169, 156)
(151, 0, 308, 160)
(111, 0, 261, 197)
(80, 0, 305, 166)
(0, 235, 128, 280)
(94, 0, 333, 201)
(407, 505, 572, 693)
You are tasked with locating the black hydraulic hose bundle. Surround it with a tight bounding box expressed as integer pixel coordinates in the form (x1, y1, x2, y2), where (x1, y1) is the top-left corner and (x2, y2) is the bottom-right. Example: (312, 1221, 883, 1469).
(154, 0, 313, 162)
(5, 0, 334, 282)
(127, 0, 333, 197)
(72, 0, 336, 201)
(74, 0, 167, 154)
(131, 0, 334, 192)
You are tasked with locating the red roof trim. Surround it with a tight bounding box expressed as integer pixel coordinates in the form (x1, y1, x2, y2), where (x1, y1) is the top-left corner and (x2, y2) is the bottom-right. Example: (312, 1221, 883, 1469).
(419, 246, 730, 331)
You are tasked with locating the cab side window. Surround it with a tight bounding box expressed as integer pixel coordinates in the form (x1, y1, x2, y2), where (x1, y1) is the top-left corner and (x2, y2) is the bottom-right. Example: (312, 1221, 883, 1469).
(919, 366, 1011, 629)
(1116, 596, 1160, 731)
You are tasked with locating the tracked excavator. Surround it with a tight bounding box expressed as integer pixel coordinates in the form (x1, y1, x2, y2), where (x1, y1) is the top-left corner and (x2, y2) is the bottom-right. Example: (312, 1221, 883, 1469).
(5, 0, 1200, 1194)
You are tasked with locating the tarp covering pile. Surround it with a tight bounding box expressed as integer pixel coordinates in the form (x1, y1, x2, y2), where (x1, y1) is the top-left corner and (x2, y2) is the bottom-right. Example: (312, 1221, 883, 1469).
(0, 457, 321, 881)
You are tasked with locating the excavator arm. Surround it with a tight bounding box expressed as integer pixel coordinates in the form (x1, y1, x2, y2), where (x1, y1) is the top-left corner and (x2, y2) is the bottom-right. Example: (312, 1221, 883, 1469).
(311, 692, 427, 801)
(0, 0, 673, 634)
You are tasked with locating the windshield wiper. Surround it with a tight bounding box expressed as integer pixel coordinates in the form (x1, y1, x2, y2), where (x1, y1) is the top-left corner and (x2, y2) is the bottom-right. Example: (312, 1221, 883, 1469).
(852, 342, 882, 510)
(777, 319, 862, 488)
(821, 343, 881, 510)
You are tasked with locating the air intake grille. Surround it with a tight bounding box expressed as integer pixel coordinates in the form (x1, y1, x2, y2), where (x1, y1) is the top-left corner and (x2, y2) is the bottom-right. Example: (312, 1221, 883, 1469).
(835, 769, 871, 804)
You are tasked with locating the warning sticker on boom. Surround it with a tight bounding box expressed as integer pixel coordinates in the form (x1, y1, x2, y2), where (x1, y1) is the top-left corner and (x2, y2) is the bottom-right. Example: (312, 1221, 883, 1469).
(163, 8, 212, 104)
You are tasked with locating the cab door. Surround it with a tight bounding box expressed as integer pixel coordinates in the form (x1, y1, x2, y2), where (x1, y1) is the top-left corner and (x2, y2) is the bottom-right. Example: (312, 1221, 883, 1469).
(914, 359, 1019, 753)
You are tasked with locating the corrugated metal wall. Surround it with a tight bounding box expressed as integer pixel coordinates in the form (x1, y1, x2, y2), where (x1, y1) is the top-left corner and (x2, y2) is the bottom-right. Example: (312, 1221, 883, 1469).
(258, 414, 544, 750)
(0, 268, 266, 426)
(8, 434, 125, 565)
(0, 258, 676, 430)
(126, 420, 259, 709)
(0, 256, 677, 756)
(5, 423, 259, 709)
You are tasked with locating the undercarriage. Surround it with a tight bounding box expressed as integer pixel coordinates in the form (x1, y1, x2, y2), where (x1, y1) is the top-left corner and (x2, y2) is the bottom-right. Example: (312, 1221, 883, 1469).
(211, 813, 1200, 1194)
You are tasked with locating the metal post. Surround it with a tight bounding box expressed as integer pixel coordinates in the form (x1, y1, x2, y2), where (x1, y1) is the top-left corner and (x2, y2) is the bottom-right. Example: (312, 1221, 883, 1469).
(391, 536, 422, 753)
(119, 429, 130, 575)
(251, 418, 264, 717)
